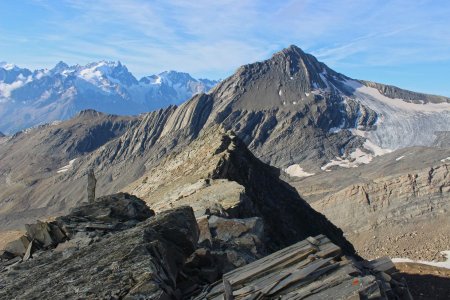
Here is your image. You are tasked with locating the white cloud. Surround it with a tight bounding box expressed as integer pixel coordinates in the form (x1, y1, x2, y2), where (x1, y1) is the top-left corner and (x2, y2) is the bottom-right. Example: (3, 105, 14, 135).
(2, 0, 450, 84)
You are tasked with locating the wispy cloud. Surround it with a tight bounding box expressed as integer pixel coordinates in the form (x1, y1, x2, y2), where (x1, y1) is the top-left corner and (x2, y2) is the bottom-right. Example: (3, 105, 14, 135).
(1, 0, 450, 90)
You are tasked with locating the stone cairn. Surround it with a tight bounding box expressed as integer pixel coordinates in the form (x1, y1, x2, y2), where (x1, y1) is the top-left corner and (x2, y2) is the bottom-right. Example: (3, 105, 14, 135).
(87, 169, 97, 203)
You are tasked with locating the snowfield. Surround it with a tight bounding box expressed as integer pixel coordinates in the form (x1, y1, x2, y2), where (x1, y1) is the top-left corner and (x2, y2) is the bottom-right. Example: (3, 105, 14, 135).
(344, 79, 450, 150)
(392, 250, 450, 270)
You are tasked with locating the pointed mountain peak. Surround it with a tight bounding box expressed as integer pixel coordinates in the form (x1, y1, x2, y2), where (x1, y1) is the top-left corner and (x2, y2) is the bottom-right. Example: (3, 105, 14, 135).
(55, 61, 69, 68)
(277, 44, 306, 57)
(213, 45, 350, 110)
(0, 61, 19, 71)
(51, 61, 70, 73)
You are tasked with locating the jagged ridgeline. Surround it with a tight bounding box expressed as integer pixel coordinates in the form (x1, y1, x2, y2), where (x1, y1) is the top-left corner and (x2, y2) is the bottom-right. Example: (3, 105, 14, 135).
(0, 61, 218, 134)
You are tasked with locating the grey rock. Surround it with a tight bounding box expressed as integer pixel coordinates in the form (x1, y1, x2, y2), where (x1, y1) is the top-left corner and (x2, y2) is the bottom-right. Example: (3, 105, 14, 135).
(55, 192, 155, 238)
(361, 80, 450, 104)
(87, 168, 96, 203)
(23, 241, 32, 261)
(25, 221, 65, 248)
(0, 206, 199, 300)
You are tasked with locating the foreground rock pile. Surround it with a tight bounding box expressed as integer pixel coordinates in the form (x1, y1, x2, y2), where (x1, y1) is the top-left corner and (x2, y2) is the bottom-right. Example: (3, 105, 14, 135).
(1, 192, 412, 299)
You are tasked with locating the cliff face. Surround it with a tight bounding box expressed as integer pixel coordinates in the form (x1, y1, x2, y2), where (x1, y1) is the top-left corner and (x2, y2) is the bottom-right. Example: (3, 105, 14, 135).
(312, 164, 450, 233)
(290, 147, 450, 261)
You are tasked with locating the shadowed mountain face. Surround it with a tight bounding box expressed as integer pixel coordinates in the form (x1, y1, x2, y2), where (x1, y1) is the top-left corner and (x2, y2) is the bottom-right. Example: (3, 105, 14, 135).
(0, 45, 449, 233)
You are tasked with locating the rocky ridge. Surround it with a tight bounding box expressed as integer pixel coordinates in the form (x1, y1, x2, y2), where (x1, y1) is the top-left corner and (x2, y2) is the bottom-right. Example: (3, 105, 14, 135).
(124, 126, 356, 254)
(1, 181, 411, 299)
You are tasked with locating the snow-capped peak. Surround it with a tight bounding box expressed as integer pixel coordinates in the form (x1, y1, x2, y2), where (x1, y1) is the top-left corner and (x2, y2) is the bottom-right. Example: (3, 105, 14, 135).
(0, 62, 19, 71)
(50, 61, 70, 74)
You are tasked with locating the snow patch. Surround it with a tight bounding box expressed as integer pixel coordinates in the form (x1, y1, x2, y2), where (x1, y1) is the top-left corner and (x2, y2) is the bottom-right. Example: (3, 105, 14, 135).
(284, 164, 315, 178)
(321, 135, 392, 171)
(0, 62, 17, 71)
(392, 250, 450, 270)
(57, 159, 76, 173)
(350, 148, 373, 164)
(351, 129, 392, 156)
(345, 80, 450, 113)
(396, 155, 405, 161)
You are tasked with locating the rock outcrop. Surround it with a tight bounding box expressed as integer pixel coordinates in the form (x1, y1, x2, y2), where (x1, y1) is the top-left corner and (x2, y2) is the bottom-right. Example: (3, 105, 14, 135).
(313, 164, 450, 233)
(1, 205, 198, 299)
(87, 168, 96, 203)
(361, 80, 450, 104)
(196, 235, 412, 299)
(125, 126, 357, 256)
(2, 192, 154, 258)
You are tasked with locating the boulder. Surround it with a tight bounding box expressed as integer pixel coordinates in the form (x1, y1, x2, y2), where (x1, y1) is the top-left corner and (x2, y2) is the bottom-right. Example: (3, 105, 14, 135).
(25, 221, 66, 248)
(55, 192, 155, 238)
(208, 215, 264, 243)
(208, 216, 266, 266)
(4, 235, 30, 257)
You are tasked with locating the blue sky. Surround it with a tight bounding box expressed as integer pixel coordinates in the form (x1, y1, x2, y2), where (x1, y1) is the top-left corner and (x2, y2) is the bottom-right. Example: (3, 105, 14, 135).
(1, 0, 449, 96)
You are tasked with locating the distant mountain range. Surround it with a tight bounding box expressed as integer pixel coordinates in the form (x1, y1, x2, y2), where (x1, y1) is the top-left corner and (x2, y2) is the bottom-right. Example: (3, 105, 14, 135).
(0, 61, 218, 133)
